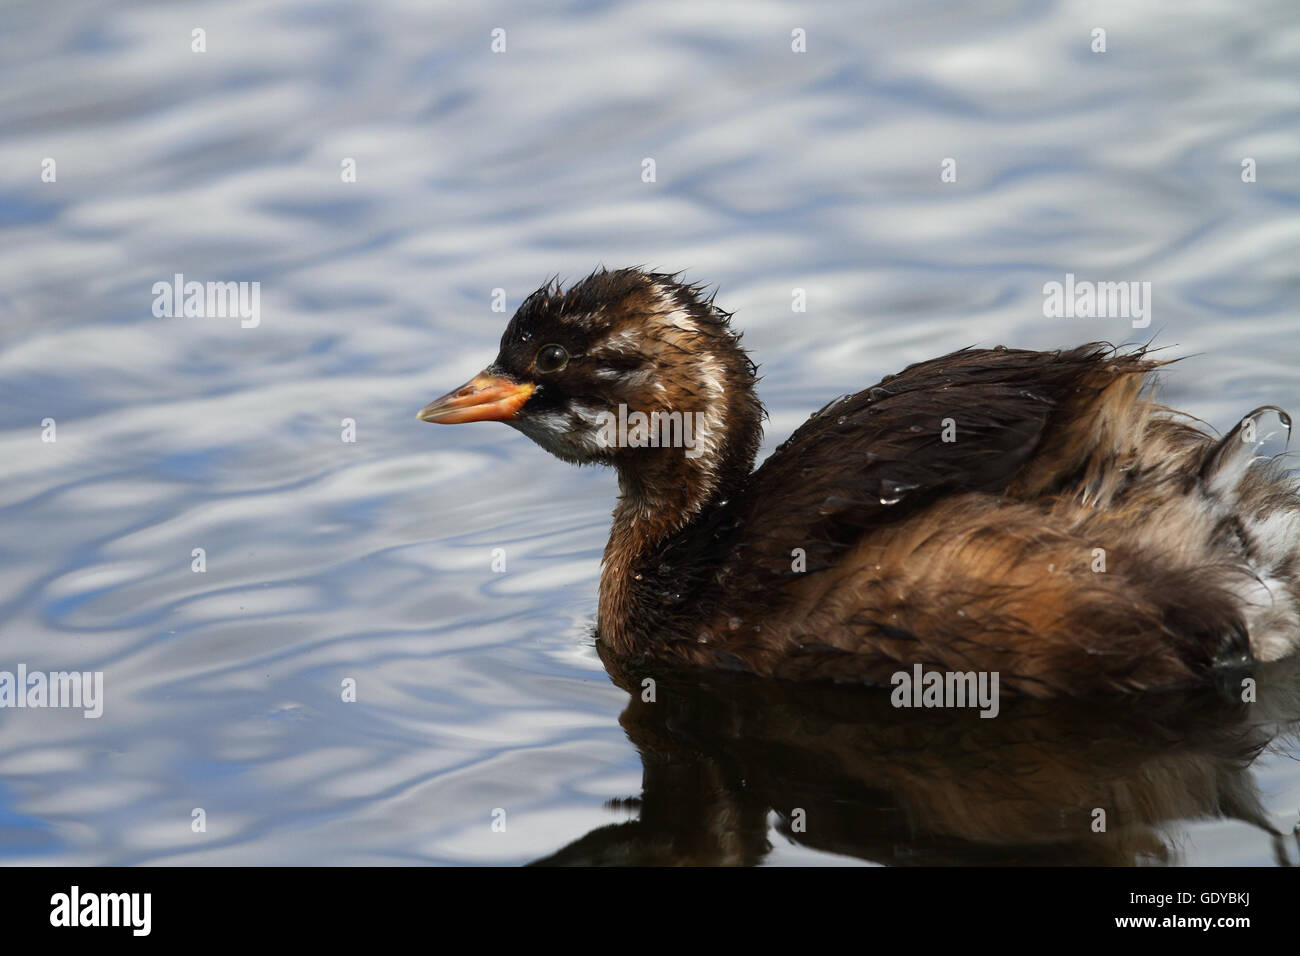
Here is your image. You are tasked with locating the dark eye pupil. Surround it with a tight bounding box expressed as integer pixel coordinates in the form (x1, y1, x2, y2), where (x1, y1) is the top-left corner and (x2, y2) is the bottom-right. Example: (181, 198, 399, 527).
(537, 344, 568, 372)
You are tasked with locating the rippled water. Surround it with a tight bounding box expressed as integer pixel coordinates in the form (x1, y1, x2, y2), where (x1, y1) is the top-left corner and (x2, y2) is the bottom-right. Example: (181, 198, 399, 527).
(2, 0, 1299, 865)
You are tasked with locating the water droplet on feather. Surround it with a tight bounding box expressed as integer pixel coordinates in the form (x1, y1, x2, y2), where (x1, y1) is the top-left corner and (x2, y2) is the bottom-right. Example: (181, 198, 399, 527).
(878, 478, 919, 505)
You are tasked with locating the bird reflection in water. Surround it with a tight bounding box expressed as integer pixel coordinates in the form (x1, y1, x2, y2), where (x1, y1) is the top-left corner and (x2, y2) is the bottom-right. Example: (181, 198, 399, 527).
(530, 654, 1300, 866)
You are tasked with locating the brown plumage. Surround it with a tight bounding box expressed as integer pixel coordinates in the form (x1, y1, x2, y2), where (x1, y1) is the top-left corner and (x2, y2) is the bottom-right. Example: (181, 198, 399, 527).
(419, 267, 1300, 696)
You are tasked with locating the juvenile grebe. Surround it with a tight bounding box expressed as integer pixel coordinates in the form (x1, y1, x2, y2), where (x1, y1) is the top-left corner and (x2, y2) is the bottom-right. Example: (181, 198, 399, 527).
(419, 267, 1300, 696)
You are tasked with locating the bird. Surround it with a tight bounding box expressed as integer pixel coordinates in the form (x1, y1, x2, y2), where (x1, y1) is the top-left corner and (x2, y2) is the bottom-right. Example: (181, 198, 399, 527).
(418, 266, 1300, 697)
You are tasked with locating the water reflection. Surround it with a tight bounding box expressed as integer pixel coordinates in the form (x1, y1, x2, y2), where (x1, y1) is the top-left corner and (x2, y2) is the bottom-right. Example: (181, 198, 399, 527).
(534, 654, 1300, 866)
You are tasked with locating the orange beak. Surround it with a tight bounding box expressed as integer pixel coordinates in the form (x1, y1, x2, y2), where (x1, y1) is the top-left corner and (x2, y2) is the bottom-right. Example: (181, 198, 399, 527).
(417, 370, 535, 424)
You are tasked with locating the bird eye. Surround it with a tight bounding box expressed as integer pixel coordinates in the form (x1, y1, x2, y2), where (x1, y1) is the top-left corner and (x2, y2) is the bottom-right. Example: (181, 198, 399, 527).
(535, 344, 569, 373)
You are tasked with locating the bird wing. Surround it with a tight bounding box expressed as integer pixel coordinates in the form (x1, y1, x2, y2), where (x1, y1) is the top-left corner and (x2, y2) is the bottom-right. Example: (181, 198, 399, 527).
(699, 343, 1155, 587)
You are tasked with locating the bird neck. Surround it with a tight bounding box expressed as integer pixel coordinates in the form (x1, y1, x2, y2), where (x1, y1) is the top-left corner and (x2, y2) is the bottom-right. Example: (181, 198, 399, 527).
(597, 387, 763, 654)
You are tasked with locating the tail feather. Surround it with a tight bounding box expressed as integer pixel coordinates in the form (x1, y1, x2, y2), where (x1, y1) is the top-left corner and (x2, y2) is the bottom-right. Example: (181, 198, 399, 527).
(1204, 406, 1300, 662)
(1044, 362, 1300, 667)
(1200, 405, 1293, 500)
